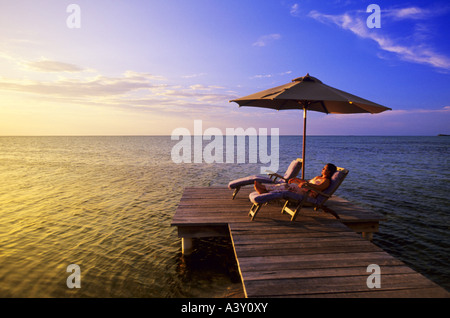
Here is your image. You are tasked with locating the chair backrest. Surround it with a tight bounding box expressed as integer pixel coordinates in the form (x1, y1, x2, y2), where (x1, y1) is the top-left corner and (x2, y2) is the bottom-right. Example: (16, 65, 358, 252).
(316, 167, 349, 205)
(283, 158, 303, 180)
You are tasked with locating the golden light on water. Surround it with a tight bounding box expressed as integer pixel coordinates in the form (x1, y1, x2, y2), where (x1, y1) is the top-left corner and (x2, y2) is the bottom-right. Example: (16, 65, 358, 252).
(0, 136, 242, 297)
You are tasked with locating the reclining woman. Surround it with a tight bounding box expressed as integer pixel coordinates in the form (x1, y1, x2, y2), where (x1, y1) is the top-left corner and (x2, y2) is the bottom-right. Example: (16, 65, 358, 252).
(254, 163, 337, 197)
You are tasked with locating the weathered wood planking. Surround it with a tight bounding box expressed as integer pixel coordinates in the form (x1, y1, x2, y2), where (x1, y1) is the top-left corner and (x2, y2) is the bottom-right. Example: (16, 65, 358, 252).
(230, 221, 448, 297)
(171, 187, 449, 298)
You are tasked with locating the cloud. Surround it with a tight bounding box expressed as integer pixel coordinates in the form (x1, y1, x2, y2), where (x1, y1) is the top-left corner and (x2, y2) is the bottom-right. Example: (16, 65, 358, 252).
(252, 33, 281, 47)
(290, 4, 301, 17)
(279, 71, 293, 76)
(0, 60, 236, 115)
(182, 72, 207, 79)
(384, 7, 433, 20)
(308, 9, 450, 71)
(188, 84, 225, 91)
(338, 106, 450, 117)
(0, 53, 90, 73)
(25, 59, 85, 73)
(250, 74, 273, 79)
(162, 85, 235, 104)
(250, 71, 292, 79)
(0, 72, 165, 98)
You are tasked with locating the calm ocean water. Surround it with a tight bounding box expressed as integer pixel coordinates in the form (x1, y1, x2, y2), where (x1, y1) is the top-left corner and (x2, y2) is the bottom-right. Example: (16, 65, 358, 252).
(0, 136, 448, 297)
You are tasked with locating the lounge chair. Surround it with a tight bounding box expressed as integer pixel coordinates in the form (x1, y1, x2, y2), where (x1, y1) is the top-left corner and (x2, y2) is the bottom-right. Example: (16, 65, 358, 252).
(228, 159, 302, 199)
(248, 166, 349, 221)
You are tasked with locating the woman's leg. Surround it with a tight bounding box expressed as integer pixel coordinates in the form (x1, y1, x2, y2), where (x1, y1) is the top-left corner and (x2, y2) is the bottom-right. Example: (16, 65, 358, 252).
(254, 181, 268, 194)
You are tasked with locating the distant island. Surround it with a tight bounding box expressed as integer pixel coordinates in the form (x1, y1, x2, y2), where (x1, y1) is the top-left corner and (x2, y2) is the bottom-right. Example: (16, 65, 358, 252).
(438, 134, 449, 136)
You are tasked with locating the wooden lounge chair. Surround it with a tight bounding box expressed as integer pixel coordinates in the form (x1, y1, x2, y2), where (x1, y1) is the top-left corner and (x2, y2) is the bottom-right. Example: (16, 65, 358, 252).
(228, 159, 302, 199)
(248, 166, 349, 221)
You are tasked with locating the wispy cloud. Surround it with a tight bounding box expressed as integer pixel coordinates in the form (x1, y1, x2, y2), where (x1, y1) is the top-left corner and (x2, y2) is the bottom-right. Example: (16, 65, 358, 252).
(250, 71, 292, 80)
(250, 74, 273, 79)
(389, 106, 450, 115)
(163, 84, 233, 103)
(0, 53, 96, 75)
(25, 59, 85, 73)
(308, 8, 450, 71)
(384, 7, 434, 20)
(182, 72, 207, 79)
(333, 106, 450, 118)
(252, 33, 281, 47)
(0, 57, 235, 114)
(0, 72, 165, 98)
(290, 4, 301, 17)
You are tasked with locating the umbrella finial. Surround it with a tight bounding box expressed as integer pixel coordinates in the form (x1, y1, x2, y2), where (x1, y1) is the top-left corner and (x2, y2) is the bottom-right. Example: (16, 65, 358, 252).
(292, 73, 317, 83)
(303, 73, 314, 81)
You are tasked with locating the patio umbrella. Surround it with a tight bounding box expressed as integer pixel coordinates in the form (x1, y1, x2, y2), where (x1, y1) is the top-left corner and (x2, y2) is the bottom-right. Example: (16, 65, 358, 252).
(230, 73, 391, 179)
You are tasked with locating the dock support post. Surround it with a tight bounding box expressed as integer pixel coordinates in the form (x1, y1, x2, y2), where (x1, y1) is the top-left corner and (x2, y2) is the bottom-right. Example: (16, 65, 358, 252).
(182, 237, 193, 255)
(362, 232, 373, 241)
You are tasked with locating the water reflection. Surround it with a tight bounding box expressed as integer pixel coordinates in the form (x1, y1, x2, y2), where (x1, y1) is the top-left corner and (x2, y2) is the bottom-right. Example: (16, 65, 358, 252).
(175, 237, 243, 298)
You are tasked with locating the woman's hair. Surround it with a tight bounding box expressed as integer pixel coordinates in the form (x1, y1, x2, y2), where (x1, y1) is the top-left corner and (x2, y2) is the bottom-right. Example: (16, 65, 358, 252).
(325, 163, 337, 179)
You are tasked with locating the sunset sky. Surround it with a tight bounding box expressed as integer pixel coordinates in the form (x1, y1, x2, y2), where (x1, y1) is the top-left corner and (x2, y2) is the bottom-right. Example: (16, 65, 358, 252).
(1, 0, 449, 136)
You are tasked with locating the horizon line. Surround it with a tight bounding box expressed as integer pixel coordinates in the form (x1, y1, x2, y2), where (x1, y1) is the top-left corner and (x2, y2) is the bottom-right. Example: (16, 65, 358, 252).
(0, 134, 446, 137)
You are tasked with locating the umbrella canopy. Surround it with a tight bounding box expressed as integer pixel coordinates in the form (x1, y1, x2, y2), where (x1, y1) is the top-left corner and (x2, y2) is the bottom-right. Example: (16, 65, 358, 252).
(230, 73, 391, 178)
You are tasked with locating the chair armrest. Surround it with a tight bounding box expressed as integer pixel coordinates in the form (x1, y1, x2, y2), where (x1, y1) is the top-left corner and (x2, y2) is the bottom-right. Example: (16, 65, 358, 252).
(266, 171, 287, 181)
(301, 184, 331, 198)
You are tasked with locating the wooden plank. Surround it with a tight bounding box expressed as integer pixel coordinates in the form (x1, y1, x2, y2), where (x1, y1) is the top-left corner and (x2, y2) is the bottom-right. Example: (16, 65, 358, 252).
(234, 245, 385, 258)
(291, 287, 450, 298)
(235, 257, 406, 273)
(233, 238, 383, 252)
(232, 233, 365, 244)
(235, 251, 399, 265)
(243, 273, 443, 297)
(241, 265, 417, 281)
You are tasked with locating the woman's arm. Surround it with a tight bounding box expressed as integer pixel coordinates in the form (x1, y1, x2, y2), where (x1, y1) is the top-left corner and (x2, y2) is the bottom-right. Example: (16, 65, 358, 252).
(288, 178, 305, 185)
(303, 177, 330, 192)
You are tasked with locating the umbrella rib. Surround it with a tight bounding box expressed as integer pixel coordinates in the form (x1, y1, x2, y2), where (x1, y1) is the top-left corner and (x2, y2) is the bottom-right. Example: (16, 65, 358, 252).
(319, 101, 329, 114)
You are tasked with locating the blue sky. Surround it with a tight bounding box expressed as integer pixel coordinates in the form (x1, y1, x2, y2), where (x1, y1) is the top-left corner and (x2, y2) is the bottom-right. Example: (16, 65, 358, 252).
(0, 0, 449, 135)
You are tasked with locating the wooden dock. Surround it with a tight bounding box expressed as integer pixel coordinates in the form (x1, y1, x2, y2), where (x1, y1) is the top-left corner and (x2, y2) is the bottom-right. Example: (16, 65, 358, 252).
(171, 187, 449, 298)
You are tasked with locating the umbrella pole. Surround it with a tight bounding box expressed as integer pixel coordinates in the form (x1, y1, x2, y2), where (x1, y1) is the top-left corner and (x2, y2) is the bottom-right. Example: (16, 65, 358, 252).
(301, 107, 307, 180)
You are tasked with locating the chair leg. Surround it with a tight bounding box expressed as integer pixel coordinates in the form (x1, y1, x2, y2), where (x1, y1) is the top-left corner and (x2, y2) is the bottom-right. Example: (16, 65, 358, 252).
(281, 197, 308, 222)
(290, 203, 302, 222)
(281, 199, 298, 221)
(281, 200, 289, 214)
(249, 203, 261, 221)
(232, 186, 241, 200)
